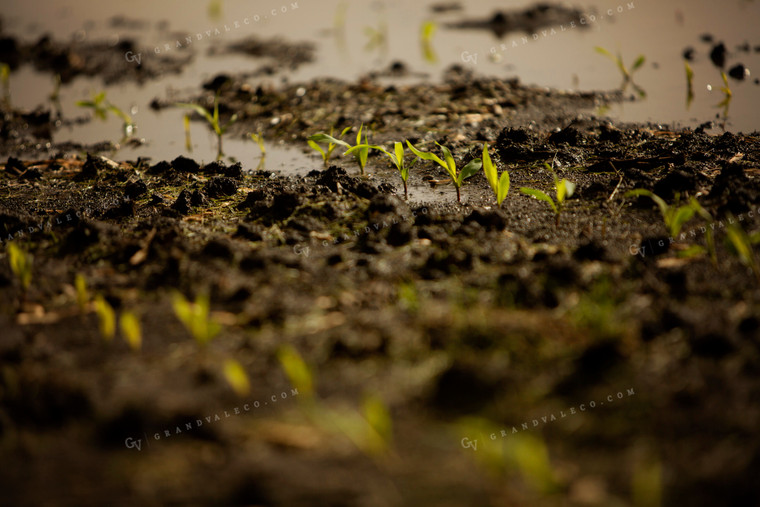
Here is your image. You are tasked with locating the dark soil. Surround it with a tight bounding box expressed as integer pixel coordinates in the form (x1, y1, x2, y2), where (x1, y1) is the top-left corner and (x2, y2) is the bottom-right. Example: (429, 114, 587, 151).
(2, 15, 760, 507)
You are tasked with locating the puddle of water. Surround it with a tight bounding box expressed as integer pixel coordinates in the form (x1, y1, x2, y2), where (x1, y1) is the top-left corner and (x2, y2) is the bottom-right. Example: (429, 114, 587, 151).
(2, 0, 759, 167)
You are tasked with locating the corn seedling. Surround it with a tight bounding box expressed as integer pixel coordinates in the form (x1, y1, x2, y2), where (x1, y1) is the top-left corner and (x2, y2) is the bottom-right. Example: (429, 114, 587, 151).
(716, 71, 732, 118)
(347, 141, 410, 197)
(250, 131, 266, 170)
(119, 311, 142, 351)
(689, 198, 718, 267)
(685, 61, 695, 108)
(308, 126, 352, 167)
(7, 242, 32, 291)
(312, 125, 371, 175)
(94, 295, 116, 342)
(223, 359, 251, 396)
(183, 114, 192, 152)
(75, 274, 89, 313)
(624, 190, 696, 238)
(595, 47, 646, 97)
(207, 0, 222, 20)
(364, 22, 387, 54)
(519, 164, 575, 227)
(277, 345, 314, 400)
(76, 91, 135, 138)
(407, 141, 482, 202)
(482, 143, 510, 207)
(361, 393, 393, 456)
(49, 74, 62, 118)
(171, 291, 221, 346)
(725, 218, 760, 282)
(420, 21, 438, 64)
(0, 63, 10, 106)
(175, 92, 237, 159)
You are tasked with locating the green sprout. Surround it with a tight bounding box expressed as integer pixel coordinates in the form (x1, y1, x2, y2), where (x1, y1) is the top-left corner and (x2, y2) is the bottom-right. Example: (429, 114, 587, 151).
(223, 359, 251, 396)
(308, 126, 352, 167)
(250, 130, 266, 170)
(0, 63, 10, 106)
(407, 141, 483, 203)
(310, 125, 371, 175)
(482, 143, 510, 207)
(76, 91, 135, 138)
(689, 198, 718, 267)
(685, 61, 695, 108)
(361, 393, 393, 456)
(420, 21, 438, 64)
(624, 190, 696, 238)
(725, 218, 760, 282)
(519, 163, 575, 227)
(75, 274, 89, 313)
(347, 141, 410, 198)
(119, 311, 142, 351)
(183, 113, 192, 152)
(94, 295, 116, 342)
(171, 291, 222, 346)
(175, 92, 238, 159)
(7, 242, 32, 291)
(364, 21, 387, 54)
(277, 345, 314, 400)
(49, 74, 62, 118)
(716, 71, 732, 118)
(595, 47, 646, 97)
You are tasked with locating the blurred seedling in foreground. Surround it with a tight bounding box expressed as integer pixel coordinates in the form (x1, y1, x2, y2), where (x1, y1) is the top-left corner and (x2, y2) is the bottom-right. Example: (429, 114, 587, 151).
(7, 242, 32, 293)
(725, 218, 760, 283)
(76, 91, 136, 138)
(120, 311, 142, 352)
(685, 60, 695, 108)
(520, 163, 575, 227)
(277, 345, 393, 457)
(171, 291, 222, 346)
(624, 189, 696, 238)
(94, 295, 116, 342)
(223, 359, 250, 396)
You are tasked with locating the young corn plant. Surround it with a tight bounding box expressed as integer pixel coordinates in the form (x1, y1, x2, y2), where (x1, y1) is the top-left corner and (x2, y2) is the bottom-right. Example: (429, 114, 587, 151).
(519, 164, 575, 227)
(420, 21, 438, 64)
(0, 63, 10, 106)
(183, 114, 193, 152)
(119, 311, 142, 351)
(76, 91, 135, 138)
(171, 291, 221, 346)
(689, 198, 718, 267)
(624, 190, 696, 238)
(407, 141, 482, 203)
(716, 71, 732, 118)
(346, 141, 410, 198)
(7, 242, 32, 292)
(308, 126, 352, 167)
(175, 92, 237, 159)
(223, 359, 251, 396)
(685, 60, 695, 108)
(482, 143, 510, 207)
(94, 295, 116, 342)
(311, 125, 371, 175)
(75, 274, 89, 313)
(725, 218, 760, 283)
(595, 47, 646, 97)
(250, 130, 266, 170)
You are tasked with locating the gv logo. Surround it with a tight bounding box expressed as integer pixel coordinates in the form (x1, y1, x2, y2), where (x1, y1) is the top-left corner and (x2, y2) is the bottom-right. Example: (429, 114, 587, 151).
(125, 51, 142, 65)
(125, 437, 142, 451)
(461, 51, 478, 65)
(460, 437, 478, 451)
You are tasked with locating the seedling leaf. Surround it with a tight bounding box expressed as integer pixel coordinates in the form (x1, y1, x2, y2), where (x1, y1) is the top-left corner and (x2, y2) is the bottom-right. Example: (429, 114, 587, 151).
(223, 359, 251, 396)
(520, 188, 557, 214)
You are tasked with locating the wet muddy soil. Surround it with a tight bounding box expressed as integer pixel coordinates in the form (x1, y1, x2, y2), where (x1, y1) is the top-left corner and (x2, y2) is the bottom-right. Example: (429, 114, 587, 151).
(2, 15, 760, 507)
